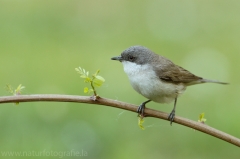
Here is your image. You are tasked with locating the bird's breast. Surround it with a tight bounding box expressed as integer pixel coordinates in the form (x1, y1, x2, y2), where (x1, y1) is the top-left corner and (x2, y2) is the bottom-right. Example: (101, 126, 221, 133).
(122, 61, 186, 103)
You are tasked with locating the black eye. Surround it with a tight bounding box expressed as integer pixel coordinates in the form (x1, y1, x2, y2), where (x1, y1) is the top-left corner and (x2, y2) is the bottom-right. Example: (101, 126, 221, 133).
(128, 55, 135, 61)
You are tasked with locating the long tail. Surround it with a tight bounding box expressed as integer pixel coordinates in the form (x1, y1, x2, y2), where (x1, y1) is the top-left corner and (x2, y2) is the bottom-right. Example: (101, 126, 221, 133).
(186, 78, 228, 86)
(201, 79, 228, 85)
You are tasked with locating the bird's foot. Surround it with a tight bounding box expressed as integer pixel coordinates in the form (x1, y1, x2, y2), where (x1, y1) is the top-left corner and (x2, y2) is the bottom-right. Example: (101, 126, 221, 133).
(137, 103, 146, 117)
(168, 110, 175, 125)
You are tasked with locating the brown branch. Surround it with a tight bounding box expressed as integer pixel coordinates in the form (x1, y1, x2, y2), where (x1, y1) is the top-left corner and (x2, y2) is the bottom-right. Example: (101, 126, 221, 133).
(0, 94, 239, 147)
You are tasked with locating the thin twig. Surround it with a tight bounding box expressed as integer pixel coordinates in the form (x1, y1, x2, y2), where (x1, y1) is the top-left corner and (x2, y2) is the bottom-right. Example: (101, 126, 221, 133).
(0, 94, 239, 147)
(90, 80, 97, 96)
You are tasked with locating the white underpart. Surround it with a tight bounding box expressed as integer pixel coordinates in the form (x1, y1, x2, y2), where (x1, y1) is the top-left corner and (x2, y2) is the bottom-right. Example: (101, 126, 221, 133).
(122, 61, 186, 104)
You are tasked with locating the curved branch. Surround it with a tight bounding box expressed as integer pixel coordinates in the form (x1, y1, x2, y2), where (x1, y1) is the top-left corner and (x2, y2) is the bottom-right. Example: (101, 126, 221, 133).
(0, 94, 239, 147)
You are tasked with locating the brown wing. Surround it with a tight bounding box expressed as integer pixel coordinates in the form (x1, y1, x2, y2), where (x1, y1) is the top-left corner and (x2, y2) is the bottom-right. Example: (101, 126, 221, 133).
(153, 57, 202, 84)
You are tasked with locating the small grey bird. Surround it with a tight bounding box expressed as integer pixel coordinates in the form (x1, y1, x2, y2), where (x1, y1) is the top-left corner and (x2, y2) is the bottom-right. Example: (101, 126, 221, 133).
(111, 45, 227, 125)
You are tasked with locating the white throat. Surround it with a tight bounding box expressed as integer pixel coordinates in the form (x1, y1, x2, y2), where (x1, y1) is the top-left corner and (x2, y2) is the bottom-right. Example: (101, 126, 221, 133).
(122, 61, 149, 76)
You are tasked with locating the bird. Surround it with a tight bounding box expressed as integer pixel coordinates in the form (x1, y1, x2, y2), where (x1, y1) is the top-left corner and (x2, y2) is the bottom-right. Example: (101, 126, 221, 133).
(111, 45, 228, 125)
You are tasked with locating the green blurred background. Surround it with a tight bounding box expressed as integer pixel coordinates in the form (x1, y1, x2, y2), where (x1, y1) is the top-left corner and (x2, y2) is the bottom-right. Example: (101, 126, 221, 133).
(0, 0, 240, 158)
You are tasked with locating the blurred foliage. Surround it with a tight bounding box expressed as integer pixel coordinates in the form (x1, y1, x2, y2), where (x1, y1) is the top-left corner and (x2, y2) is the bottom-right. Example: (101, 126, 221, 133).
(0, 0, 240, 158)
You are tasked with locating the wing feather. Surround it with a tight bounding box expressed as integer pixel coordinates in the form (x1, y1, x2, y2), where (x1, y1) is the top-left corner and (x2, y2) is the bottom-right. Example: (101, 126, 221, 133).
(152, 56, 202, 84)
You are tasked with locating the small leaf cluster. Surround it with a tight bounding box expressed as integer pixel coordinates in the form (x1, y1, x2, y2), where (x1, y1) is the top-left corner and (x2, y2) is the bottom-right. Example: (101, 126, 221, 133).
(6, 84, 25, 96)
(198, 113, 207, 124)
(75, 67, 105, 96)
(6, 84, 25, 105)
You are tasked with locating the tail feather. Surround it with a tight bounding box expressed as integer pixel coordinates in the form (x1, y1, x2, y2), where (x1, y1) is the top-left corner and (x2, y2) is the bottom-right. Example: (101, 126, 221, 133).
(201, 79, 228, 85)
(186, 78, 228, 86)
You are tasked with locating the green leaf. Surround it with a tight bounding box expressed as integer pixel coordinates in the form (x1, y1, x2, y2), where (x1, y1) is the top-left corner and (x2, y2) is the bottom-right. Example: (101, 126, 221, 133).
(84, 77, 92, 83)
(80, 75, 87, 79)
(88, 89, 93, 92)
(95, 69, 100, 76)
(138, 117, 145, 130)
(198, 113, 207, 124)
(14, 84, 25, 95)
(84, 87, 94, 94)
(84, 87, 89, 93)
(6, 84, 14, 94)
(93, 75, 105, 87)
(75, 67, 83, 74)
(76, 67, 89, 77)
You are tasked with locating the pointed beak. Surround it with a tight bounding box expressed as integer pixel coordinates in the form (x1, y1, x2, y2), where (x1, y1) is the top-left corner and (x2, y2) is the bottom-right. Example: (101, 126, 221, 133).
(111, 56, 122, 62)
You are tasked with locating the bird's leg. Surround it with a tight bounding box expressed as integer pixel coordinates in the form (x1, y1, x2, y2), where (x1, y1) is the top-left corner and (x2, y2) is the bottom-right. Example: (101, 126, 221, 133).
(137, 100, 151, 117)
(168, 98, 178, 125)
